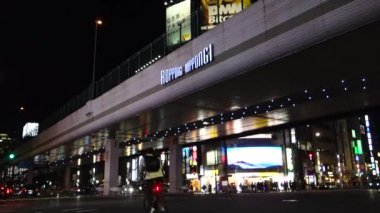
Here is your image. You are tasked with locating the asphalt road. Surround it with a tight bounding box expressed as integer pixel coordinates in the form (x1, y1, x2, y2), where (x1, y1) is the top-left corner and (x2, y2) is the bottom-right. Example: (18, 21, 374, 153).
(1, 190, 379, 213)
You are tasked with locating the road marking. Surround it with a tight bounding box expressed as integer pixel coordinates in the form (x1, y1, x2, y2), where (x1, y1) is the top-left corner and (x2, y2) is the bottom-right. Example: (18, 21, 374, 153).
(76, 210, 97, 213)
(217, 197, 232, 200)
(62, 208, 83, 212)
(282, 199, 298, 202)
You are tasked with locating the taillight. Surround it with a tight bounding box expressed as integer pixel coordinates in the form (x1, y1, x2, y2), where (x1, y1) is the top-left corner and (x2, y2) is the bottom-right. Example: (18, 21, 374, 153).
(6, 188, 10, 194)
(152, 183, 162, 194)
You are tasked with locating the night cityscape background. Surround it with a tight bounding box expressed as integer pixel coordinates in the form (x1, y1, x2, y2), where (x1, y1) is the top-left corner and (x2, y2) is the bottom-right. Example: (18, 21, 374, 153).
(0, 1, 380, 212)
(0, 0, 165, 135)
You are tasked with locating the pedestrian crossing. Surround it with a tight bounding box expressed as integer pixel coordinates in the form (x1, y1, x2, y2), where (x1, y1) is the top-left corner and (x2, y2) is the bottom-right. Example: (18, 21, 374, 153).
(0, 203, 99, 213)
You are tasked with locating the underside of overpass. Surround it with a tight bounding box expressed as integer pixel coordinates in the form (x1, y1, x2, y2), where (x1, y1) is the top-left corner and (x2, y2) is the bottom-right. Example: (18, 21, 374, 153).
(111, 19, 380, 154)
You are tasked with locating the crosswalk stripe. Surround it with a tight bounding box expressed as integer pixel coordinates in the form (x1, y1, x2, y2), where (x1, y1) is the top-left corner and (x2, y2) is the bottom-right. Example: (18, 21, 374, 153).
(62, 208, 83, 212)
(76, 209, 97, 213)
(282, 199, 298, 202)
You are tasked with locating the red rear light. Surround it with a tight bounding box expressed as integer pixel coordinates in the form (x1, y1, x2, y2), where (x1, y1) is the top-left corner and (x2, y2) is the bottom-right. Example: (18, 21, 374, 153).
(6, 188, 10, 194)
(155, 186, 160, 192)
(152, 183, 163, 194)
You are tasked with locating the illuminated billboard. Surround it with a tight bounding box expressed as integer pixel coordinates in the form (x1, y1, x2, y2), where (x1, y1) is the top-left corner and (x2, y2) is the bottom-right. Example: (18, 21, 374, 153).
(227, 146, 283, 172)
(200, 0, 252, 31)
(22, 122, 39, 138)
(166, 0, 192, 48)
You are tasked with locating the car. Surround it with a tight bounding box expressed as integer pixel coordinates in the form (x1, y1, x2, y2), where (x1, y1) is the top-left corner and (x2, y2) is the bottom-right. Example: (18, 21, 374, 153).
(13, 185, 27, 197)
(121, 184, 139, 195)
(73, 185, 97, 196)
(94, 183, 104, 195)
(368, 178, 380, 190)
(0, 184, 13, 199)
(318, 182, 336, 190)
(24, 184, 40, 197)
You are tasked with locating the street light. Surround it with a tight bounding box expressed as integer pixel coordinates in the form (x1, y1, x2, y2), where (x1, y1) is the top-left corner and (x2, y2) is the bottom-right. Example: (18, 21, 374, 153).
(91, 19, 103, 99)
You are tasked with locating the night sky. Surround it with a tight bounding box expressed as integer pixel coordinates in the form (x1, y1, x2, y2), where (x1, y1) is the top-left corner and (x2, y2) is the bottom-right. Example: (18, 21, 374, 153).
(0, 0, 166, 135)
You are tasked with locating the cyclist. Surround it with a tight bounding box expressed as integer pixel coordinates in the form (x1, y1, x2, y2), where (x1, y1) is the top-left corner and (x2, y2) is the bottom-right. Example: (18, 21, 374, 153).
(139, 148, 166, 213)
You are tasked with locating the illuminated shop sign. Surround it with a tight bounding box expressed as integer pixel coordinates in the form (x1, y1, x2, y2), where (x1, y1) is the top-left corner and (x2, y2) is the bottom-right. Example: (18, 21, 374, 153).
(200, 0, 252, 31)
(160, 44, 213, 85)
(286, 148, 293, 171)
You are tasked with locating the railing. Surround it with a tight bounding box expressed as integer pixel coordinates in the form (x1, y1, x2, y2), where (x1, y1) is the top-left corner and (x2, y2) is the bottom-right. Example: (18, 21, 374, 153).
(40, 3, 254, 131)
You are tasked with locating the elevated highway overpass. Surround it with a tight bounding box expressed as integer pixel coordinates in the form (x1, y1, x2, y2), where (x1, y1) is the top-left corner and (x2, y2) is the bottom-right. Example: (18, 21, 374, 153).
(6, 0, 380, 194)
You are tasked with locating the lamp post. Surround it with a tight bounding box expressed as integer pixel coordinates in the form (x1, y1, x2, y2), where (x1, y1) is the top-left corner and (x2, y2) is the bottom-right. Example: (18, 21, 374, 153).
(91, 19, 103, 99)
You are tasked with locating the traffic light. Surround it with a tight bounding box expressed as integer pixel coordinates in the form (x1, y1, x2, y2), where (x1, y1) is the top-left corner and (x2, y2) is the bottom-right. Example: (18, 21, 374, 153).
(8, 153, 15, 160)
(307, 151, 313, 161)
(308, 153, 313, 160)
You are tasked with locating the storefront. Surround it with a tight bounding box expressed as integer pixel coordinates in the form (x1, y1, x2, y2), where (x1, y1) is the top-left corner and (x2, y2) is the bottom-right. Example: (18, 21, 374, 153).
(182, 132, 290, 193)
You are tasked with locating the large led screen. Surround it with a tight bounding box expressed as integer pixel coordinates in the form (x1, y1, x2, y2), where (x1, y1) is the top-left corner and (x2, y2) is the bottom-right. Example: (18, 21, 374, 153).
(227, 146, 283, 171)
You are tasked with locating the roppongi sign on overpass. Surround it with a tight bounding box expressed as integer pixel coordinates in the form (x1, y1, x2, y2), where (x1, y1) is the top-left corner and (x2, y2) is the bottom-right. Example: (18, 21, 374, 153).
(160, 44, 214, 85)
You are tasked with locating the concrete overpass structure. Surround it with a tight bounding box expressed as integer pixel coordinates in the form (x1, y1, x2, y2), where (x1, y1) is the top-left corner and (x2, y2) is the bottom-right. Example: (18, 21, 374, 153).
(7, 0, 380, 195)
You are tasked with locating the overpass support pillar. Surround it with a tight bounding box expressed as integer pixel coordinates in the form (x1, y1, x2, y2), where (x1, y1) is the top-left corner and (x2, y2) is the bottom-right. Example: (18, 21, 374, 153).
(169, 139, 183, 192)
(26, 166, 34, 185)
(103, 130, 120, 196)
(63, 144, 73, 190)
(64, 166, 71, 190)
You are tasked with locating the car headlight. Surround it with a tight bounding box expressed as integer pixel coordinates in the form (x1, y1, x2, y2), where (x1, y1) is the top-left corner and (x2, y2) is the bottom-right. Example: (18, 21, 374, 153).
(369, 183, 373, 186)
